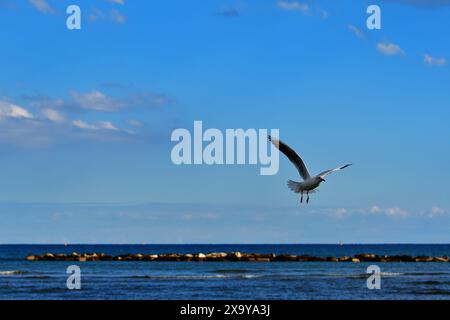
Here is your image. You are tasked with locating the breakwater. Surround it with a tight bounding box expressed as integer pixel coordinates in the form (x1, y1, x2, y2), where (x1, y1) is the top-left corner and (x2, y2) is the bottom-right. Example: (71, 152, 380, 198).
(25, 252, 450, 262)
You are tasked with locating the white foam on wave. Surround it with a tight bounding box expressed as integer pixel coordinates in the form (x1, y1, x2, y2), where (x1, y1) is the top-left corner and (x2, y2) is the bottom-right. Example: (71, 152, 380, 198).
(379, 272, 404, 276)
(0, 270, 25, 276)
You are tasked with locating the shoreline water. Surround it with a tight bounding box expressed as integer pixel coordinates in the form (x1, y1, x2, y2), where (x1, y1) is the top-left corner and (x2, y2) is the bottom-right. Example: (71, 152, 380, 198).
(2, 244, 450, 299)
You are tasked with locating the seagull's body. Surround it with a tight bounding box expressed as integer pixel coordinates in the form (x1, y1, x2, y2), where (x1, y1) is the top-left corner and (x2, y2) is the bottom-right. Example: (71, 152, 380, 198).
(269, 136, 352, 204)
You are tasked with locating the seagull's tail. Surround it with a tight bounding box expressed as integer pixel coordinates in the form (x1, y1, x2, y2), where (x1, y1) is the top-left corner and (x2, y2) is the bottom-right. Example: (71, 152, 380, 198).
(287, 180, 317, 194)
(287, 180, 302, 193)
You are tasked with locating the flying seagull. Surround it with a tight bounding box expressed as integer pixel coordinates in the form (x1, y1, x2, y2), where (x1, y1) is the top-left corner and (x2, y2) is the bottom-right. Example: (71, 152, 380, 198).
(268, 135, 352, 204)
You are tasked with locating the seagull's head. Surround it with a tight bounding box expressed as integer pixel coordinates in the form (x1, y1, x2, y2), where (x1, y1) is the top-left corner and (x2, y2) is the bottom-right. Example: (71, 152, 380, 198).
(318, 177, 326, 183)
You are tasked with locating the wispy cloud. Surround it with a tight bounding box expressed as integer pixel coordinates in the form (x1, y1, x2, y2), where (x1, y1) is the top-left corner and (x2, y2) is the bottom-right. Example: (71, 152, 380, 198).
(0, 101, 33, 120)
(28, 0, 55, 14)
(0, 94, 143, 147)
(105, 0, 125, 4)
(277, 1, 309, 14)
(425, 206, 449, 218)
(127, 119, 142, 127)
(216, 7, 239, 17)
(67, 89, 169, 112)
(72, 120, 118, 131)
(423, 53, 446, 66)
(41, 108, 65, 122)
(377, 42, 405, 56)
(348, 24, 365, 39)
(88, 8, 126, 24)
(370, 206, 410, 217)
(111, 8, 126, 24)
(23, 89, 169, 114)
(88, 8, 106, 22)
(70, 90, 126, 112)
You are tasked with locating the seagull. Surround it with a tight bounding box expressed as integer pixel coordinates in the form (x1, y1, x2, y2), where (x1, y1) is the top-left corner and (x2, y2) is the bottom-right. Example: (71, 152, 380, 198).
(268, 135, 352, 204)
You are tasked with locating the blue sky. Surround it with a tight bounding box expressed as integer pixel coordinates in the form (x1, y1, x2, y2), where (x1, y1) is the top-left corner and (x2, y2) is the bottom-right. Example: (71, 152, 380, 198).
(0, 0, 449, 243)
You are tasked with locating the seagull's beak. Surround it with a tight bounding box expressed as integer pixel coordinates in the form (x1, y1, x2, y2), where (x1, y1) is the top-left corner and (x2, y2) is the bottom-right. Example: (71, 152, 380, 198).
(320, 178, 326, 182)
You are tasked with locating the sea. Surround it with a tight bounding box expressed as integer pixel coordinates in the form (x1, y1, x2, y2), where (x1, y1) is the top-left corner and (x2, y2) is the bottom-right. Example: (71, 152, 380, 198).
(0, 244, 449, 300)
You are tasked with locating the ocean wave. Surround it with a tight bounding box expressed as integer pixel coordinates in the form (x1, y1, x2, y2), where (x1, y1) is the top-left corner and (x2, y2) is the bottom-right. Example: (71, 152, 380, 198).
(210, 269, 260, 274)
(307, 272, 404, 279)
(404, 272, 450, 276)
(24, 275, 51, 279)
(0, 270, 28, 276)
(408, 289, 450, 296)
(128, 274, 262, 280)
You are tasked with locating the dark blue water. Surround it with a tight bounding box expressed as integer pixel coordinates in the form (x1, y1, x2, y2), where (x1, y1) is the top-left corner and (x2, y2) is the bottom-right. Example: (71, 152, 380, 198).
(1, 244, 449, 300)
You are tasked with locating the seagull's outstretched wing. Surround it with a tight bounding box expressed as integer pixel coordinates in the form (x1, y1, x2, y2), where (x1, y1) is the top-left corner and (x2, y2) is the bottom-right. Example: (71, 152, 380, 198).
(268, 135, 311, 180)
(317, 164, 352, 178)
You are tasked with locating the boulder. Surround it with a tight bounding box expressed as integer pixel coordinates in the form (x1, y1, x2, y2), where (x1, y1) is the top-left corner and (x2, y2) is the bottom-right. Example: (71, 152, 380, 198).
(43, 253, 56, 261)
(415, 256, 434, 262)
(143, 254, 158, 261)
(206, 252, 227, 259)
(355, 253, 376, 259)
(351, 258, 360, 263)
(384, 255, 414, 262)
(205, 252, 227, 261)
(398, 255, 415, 262)
(179, 254, 194, 261)
(254, 253, 276, 260)
(255, 257, 271, 262)
(326, 257, 339, 262)
(306, 256, 327, 262)
(274, 254, 298, 262)
(240, 256, 256, 261)
(26, 255, 36, 261)
(433, 256, 449, 262)
(338, 256, 352, 262)
(354, 253, 379, 262)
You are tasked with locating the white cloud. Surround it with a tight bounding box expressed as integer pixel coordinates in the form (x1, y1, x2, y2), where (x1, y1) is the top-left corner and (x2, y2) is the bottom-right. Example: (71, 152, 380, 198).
(111, 9, 126, 24)
(318, 8, 329, 19)
(42, 108, 65, 122)
(72, 120, 118, 131)
(88, 8, 106, 22)
(277, 1, 309, 13)
(127, 119, 142, 127)
(105, 0, 125, 4)
(69, 89, 168, 112)
(70, 90, 126, 112)
(216, 7, 239, 17)
(0, 101, 33, 120)
(377, 42, 405, 56)
(426, 206, 448, 218)
(370, 206, 382, 214)
(28, 0, 55, 14)
(348, 24, 365, 39)
(25, 89, 168, 114)
(334, 208, 349, 219)
(370, 205, 409, 217)
(423, 54, 446, 66)
(88, 8, 126, 24)
(385, 207, 409, 217)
